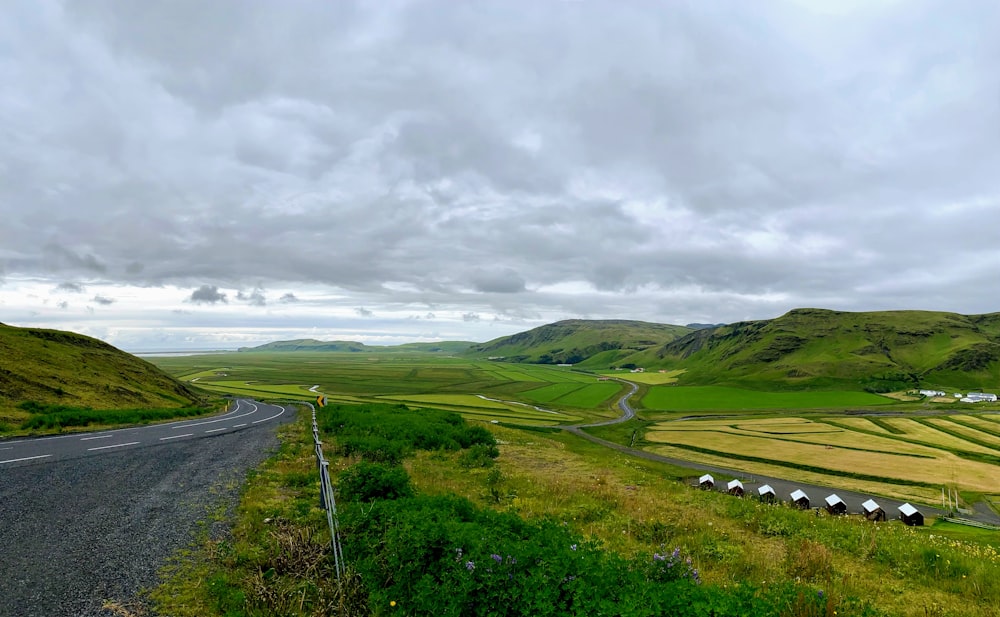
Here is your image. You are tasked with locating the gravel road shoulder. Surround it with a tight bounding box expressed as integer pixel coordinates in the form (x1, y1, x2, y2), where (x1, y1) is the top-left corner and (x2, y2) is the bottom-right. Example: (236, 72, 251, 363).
(0, 413, 293, 617)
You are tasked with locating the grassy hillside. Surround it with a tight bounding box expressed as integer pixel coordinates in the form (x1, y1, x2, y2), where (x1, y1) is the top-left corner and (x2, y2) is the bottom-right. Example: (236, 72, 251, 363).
(0, 323, 202, 427)
(466, 319, 693, 365)
(647, 308, 1000, 390)
(238, 339, 474, 353)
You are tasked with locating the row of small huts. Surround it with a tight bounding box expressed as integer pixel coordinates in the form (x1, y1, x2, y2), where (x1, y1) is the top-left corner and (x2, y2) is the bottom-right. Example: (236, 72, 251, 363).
(698, 474, 925, 526)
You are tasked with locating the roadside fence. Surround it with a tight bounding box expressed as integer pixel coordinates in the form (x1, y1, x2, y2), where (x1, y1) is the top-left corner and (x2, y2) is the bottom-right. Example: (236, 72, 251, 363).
(305, 402, 345, 581)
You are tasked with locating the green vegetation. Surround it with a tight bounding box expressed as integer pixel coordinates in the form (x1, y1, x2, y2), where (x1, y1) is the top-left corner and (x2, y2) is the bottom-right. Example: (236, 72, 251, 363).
(154, 401, 1000, 617)
(641, 385, 894, 411)
(647, 308, 1000, 391)
(152, 352, 623, 426)
(467, 319, 692, 366)
(15, 401, 211, 431)
(0, 322, 203, 433)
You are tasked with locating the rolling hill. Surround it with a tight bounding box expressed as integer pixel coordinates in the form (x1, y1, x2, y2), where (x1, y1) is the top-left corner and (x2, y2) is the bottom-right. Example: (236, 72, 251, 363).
(238, 339, 475, 353)
(644, 308, 1000, 390)
(466, 319, 693, 366)
(0, 322, 202, 424)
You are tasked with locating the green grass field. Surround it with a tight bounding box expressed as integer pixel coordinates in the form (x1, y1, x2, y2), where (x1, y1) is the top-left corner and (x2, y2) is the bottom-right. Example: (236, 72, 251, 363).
(641, 385, 895, 411)
(152, 353, 621, 426)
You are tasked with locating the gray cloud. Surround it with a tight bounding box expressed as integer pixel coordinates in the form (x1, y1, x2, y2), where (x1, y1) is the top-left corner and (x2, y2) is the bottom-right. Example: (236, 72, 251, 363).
(2, 1, 999, 349)
(56, 282, 85, 293)
(355, 307, 373, 317)
(91, 295, 115, 306)
(189, 285, 227, 304)
(237, 288, 267, 306)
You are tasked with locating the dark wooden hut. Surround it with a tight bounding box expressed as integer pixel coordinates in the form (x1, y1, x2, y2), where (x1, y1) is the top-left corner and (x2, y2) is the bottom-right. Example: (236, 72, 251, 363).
(862, 499, 886, 522)
(824, 494, 847, 515)
(790, 489, 810, 510)
(899, 502, 924, 526)
(699, 474, 715, 490)
(727, 479, 744, 497)
(757, 484, 776, 503)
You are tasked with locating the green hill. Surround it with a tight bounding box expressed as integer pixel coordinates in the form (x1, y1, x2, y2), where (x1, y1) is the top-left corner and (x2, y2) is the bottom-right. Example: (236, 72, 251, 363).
(466, 319, 693, 366)
(238, 339, 475, 353)
(649, 308, 1000, 391)
(0, 322, 202, 426)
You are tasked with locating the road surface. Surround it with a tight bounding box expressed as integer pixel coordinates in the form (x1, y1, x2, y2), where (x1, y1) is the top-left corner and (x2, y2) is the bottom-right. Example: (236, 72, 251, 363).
(0, 399, 295, 617)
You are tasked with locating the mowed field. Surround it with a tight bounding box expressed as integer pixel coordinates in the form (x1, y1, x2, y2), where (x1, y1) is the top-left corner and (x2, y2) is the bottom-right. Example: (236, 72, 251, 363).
(641, 384, 895, 411)
(645, 414, 1000, 503)
(150, 352, 622, 426)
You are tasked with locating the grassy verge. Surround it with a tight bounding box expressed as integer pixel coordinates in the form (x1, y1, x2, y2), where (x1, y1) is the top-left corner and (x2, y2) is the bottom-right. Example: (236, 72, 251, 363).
(0, 400, 226, 437)
(154, 402, 1000, 617)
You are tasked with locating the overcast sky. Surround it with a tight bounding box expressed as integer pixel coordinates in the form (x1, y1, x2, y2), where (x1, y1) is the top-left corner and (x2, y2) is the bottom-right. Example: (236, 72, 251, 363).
(2, 0, 999, 351)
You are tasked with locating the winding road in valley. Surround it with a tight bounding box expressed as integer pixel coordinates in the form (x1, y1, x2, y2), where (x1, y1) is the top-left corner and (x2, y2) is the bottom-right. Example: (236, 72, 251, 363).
(564, 380, 1000, 526)
(0, 399, 295, 617)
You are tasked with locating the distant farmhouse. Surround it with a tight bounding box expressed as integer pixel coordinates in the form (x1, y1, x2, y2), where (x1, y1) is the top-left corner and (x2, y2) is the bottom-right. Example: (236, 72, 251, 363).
(918, 389, 946, 397)
(961, 392, 998, 403)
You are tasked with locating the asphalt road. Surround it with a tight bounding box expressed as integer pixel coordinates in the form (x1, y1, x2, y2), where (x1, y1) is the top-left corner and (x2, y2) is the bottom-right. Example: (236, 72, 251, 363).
(0, 399, 288, 468)
(565, 381, 1000, 526)
(0, 399, 295, 617)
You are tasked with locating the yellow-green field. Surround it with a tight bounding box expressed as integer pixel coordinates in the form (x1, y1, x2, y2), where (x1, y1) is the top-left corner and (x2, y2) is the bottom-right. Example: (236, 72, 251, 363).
(645, 415, 1000, 502)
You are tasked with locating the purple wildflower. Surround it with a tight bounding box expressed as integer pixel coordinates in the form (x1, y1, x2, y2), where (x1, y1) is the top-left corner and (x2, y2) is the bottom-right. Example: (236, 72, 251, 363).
(491, 554, 502, 563)
(570, 544, 577, 551)
(466, 561, 475, 572)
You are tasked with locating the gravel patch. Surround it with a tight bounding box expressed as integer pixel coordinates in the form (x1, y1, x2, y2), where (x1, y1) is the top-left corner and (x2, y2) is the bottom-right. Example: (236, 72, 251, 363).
(0, 414, 293, 617)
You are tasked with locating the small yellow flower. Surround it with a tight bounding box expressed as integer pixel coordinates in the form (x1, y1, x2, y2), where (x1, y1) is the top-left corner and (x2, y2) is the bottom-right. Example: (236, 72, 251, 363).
(390, 600, 397, 607)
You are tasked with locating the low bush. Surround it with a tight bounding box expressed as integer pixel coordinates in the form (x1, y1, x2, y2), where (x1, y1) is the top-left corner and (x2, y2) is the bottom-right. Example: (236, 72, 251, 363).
(337, 461, 413, 502)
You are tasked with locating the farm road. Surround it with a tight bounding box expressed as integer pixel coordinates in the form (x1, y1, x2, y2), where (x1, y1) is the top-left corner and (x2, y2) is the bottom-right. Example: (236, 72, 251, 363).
(564, 380, 1000, 525)
(0, 402, 295, 617)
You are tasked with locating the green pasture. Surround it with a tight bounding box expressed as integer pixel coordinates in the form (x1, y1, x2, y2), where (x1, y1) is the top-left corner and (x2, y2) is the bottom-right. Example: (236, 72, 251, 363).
(641, 385, 895, 411)
(152, 353, 614, 425)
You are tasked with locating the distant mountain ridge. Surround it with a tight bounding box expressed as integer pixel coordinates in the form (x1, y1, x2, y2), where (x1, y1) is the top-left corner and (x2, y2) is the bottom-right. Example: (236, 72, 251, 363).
(239, 339, 475, 353)
(0, 323, 201, 421)
(466, 319, 693, 366)
(648, 308, 1000, 390)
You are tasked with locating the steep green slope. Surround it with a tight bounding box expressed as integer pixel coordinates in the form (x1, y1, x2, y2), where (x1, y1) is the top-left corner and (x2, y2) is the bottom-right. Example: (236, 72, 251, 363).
(466, 319, 693, 365)
(0, 323, 201, 424)
(238, 339, 474, 353)
(649, 308, 1000, 390)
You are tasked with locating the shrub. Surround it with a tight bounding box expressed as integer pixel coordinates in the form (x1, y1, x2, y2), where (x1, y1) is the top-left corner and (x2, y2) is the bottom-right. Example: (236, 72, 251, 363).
(458, 443, 500, 468)
(337, 462, 413, 502)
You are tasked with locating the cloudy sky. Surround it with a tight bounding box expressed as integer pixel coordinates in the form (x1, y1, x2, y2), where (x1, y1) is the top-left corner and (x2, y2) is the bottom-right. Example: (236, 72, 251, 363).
(2, 0, 999, 351)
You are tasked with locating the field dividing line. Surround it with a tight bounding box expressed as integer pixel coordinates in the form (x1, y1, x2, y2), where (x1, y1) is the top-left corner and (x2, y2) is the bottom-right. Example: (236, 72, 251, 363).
(80, 434, 115, 441)
(159, 433, 193, 441)
(0, 454, 52, 464)
(87, 441, 140, 451)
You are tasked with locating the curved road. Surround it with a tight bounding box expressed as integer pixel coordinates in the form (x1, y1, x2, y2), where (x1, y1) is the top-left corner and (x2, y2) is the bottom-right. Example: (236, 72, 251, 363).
(0, 399, 287, 468)
(564, 380, 1000, 525)
(0, 399, 294, 617)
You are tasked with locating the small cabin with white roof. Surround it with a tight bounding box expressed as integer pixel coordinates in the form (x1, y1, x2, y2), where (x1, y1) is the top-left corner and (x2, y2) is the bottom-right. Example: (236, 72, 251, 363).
(862, 499, 886, 522)
(824, 494, 847, 515)
(790, 489, 810, 509)
(757, 484, 776, 503)
(699, 474, 715, 490)
(898, 503, 924, 526)
(727, 479, 744, 496)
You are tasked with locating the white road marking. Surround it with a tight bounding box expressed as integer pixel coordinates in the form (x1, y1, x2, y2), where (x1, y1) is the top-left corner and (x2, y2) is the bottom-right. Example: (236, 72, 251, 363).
(172, 402, 259, 429)
(80, 434, 114, 441)
(0, 447, 13, 451)
(1, 399, 249, 445)
(87, 441, 140, 451)
(159, 433, 193, 441)
(0, 454, 52, 464)
(233, 423, 247, 427)
(251, 406, 287, 424)
(205, 427, 228, 433)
